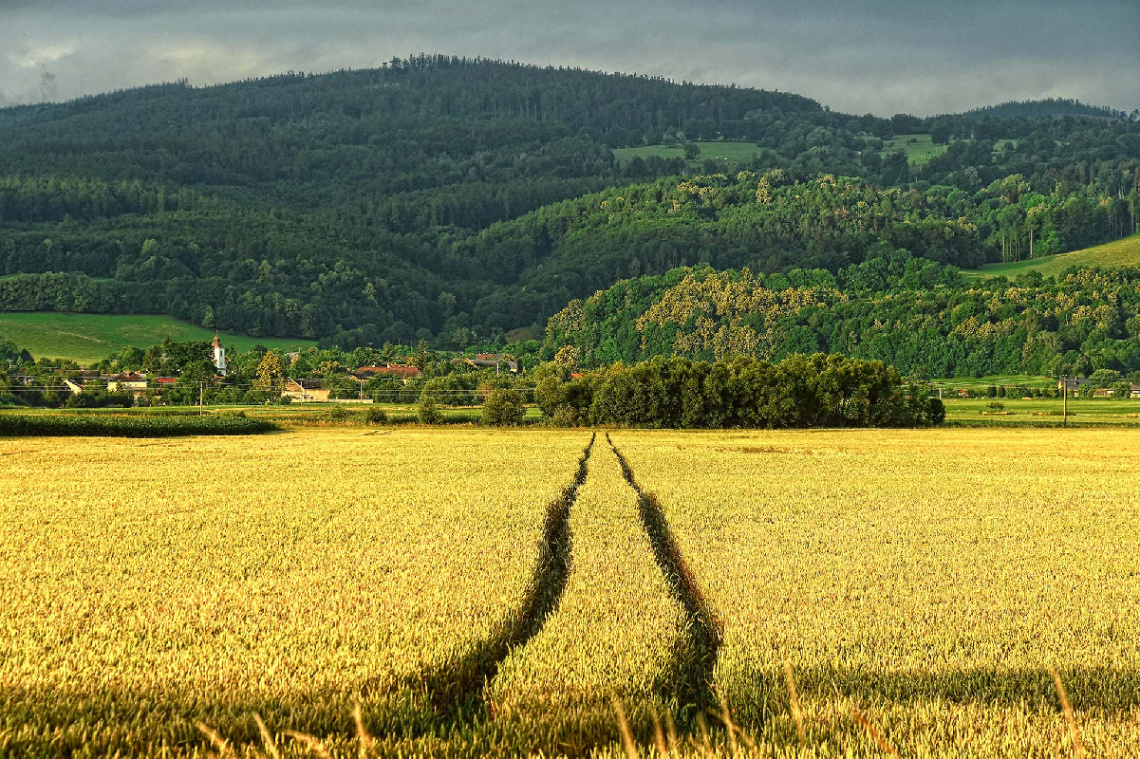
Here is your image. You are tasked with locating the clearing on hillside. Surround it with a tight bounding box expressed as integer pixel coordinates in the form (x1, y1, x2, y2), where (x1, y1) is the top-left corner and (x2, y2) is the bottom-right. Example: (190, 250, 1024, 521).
(963, 233, 1140, 281)
(0, 312, 316, 363)
(613, 141, 764, 168)
(878, 133, 948, 165)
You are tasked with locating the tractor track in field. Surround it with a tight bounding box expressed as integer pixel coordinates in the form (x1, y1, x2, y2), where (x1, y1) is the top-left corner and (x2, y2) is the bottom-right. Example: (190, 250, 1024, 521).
(391, 433, 595, 725)
(607, 433, 723, 727)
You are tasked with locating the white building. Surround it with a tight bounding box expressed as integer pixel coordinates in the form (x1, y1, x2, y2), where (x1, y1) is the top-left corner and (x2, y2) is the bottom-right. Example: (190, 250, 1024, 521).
(212, 334, 227, 376)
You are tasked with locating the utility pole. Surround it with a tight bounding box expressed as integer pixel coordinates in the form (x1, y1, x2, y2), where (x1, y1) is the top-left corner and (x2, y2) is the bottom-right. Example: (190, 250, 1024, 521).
(199, 381, 204, 417)
(1062, 374, 1068, 427)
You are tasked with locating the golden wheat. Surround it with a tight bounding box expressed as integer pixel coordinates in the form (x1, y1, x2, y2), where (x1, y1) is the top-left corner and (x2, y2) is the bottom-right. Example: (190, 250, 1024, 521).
(1, 427, 1138, 757)
(613, 427, 1140, 757)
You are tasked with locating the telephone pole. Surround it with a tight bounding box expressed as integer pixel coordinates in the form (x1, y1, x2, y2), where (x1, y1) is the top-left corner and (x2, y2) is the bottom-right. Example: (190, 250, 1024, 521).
(199, 381, 204, 417)
(1061, 374, 1068, 427)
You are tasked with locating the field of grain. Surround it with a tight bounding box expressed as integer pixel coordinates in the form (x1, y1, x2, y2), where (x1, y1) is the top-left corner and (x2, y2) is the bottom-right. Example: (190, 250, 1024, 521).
(1, 427, 1138, 756)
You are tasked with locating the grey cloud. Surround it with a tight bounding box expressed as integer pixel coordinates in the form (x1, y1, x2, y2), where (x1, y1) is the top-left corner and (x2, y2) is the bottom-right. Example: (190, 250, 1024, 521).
(0, 0, 1136, 115)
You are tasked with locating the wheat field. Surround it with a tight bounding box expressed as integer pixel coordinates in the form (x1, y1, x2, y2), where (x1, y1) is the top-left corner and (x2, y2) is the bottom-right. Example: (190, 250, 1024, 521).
(1, 427, 1137, 756)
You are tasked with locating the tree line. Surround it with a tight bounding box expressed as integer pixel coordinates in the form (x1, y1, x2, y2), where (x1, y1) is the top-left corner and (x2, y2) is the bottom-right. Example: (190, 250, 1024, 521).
(532, 352, 942, 428)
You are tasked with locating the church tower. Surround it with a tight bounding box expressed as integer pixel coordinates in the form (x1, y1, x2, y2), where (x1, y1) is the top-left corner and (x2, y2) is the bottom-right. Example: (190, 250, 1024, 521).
(212, 334, 227, 376)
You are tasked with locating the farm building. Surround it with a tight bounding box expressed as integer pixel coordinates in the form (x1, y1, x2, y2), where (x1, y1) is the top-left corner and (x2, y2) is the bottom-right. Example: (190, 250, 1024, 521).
(284, 378, 330, 402)
(1093, 383, 1140, 399)
(1057, 377, 1093, 396)
(59, 370, 104, 395)
(106, 373, 148, 393)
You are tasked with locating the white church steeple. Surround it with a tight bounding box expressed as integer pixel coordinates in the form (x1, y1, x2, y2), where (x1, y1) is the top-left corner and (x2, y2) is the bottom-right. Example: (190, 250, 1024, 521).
(212, 334, 227, 376)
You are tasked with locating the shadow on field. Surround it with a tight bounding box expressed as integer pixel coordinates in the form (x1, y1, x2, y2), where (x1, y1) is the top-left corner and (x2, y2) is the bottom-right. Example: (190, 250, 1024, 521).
(8, 664, 1140, 755)
(723, 663, 1140, 745)
(383, 433, 596, 727)
(606, 433, 724, 730)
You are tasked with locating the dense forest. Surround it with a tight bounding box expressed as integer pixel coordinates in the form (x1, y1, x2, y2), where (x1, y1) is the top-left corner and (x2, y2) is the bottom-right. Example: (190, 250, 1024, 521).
(1, 55, 1138, 357)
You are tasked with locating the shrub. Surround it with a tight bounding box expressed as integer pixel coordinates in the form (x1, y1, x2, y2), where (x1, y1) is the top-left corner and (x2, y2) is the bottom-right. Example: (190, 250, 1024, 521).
(323, 406, 351, 423)
(482, 387, 525, 426)
(417, 399, 443, 425)
(552, 405, 582, 427)
(362, 406, 389, 425)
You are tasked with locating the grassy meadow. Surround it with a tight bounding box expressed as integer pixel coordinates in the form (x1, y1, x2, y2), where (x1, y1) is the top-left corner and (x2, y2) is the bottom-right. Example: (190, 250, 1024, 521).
(879, 133, 948, 165)
(934, 374, 1056, 391)
(963, 233, 1140, 281)
(0, 312, 316, 363)
(613, 141, 764, 169)
(942, 397, 1140, 426)
(1, 426, 1138, 756)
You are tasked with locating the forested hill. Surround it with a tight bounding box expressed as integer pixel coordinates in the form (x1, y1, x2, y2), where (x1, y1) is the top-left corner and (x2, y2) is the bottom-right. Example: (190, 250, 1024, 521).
(542, 254, 1140, 378)
(1, 55, 1139, 350)
(961, 98, 1131, 122)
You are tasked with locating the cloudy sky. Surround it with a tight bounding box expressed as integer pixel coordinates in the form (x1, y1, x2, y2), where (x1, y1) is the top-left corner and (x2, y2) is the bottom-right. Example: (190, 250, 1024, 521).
(1, 0, 1137, 116)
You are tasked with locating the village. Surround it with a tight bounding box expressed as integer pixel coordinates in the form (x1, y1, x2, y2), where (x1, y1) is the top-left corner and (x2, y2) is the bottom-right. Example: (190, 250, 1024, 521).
(1, 335, 526, 408)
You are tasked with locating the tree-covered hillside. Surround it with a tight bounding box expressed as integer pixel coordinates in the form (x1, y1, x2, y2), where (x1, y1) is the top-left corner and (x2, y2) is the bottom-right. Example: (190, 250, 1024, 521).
(543, 252, 1140, 378)
(1, 55, 1138, 350)
(961, 98, 1131, 122)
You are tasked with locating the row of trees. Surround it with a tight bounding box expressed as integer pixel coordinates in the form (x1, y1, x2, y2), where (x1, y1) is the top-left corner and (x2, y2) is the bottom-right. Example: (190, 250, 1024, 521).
(531, 353, 942, 428)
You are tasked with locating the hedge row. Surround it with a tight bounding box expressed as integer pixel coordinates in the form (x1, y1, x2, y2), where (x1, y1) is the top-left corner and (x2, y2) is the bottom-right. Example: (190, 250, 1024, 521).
(0, 413, 277, 437)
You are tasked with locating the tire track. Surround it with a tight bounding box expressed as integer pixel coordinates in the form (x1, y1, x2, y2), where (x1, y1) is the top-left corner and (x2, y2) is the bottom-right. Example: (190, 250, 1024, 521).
(607, 433, 723, 726)
(402, 433, 595, 721)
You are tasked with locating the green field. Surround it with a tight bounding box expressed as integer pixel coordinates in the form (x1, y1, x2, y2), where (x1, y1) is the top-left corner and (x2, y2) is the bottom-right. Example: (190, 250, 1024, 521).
(942, 397, 1140, 426)
(933, 374, 1055, 390)
(0, 313, 316, 364)
(879, 133, 948, 165)
(613, 141, 764, 168)
(963, 234, 1140, 281)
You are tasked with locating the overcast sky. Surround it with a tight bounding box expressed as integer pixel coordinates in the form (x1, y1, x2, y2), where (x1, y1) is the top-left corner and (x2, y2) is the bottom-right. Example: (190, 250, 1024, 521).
(1, 0, 1137, 116)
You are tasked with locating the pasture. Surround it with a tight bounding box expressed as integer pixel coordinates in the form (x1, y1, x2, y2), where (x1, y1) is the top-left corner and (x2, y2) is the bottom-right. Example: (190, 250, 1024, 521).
(1, 426, 1138, 756)
(0, 312, 315, 364)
